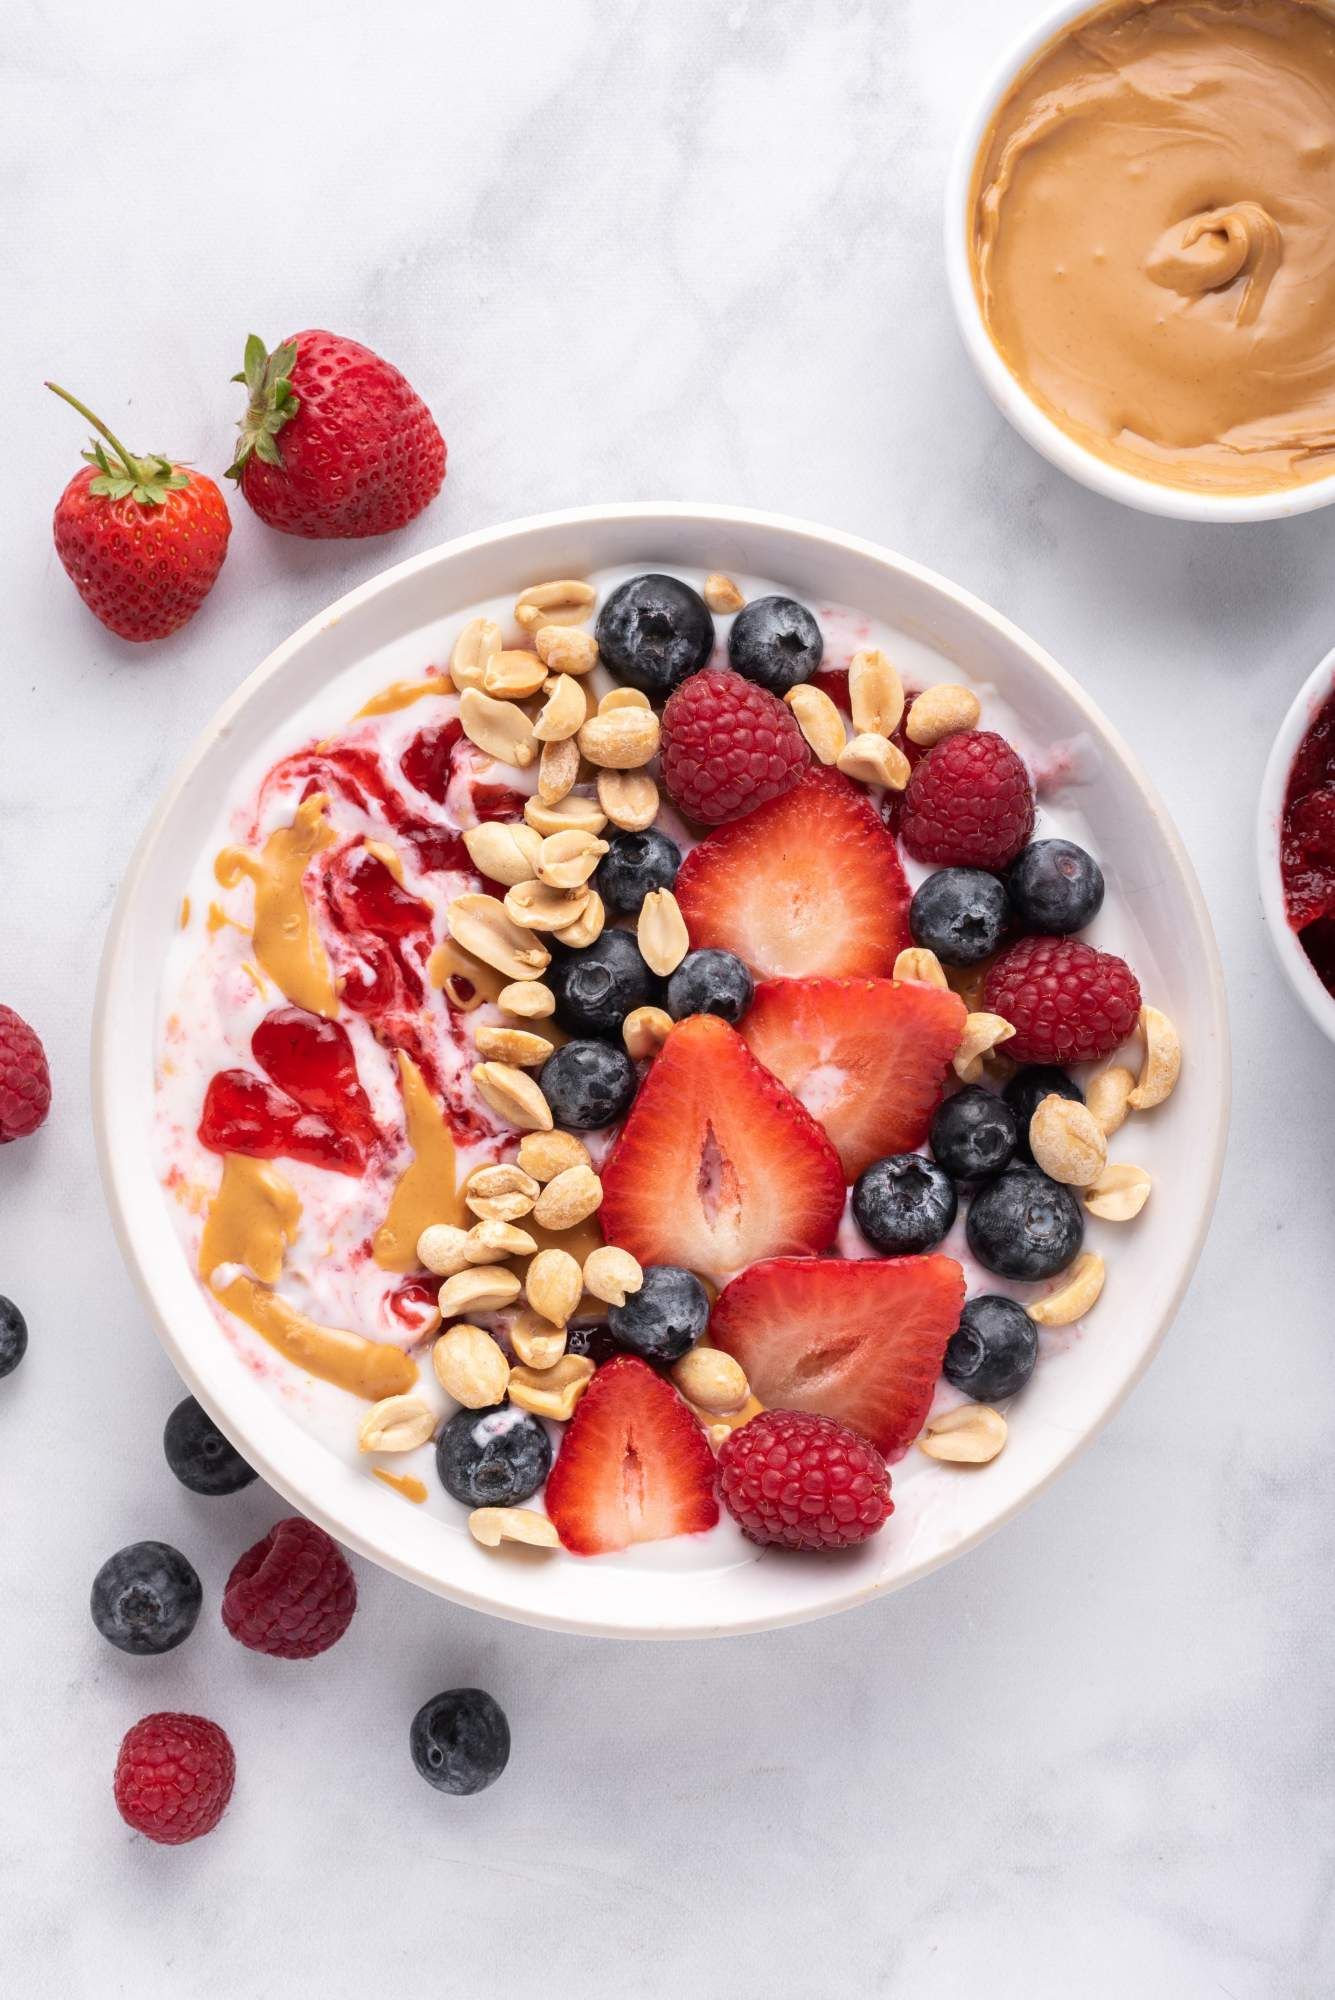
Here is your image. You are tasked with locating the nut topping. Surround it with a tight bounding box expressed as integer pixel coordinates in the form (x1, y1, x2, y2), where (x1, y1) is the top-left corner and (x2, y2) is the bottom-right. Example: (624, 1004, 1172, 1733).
(703, 573, 746, 614)
(837, 732, 912, 791)
(1129, 1006, 1181, 1110)
(468, 1506, 560, 1549)
(449, 616, 502, 692)
(554, 889, 605, 949)
(536, 828, 608, 889)
(482, 649, 547, 700)
(447, 894, 551, 982)
(508, 1308, 568, 1371)
(577, 708, 660, 771)
(471, 1061, 554, 1132)
(503, 878, 590, 932)
(848, 648, 905, 737)
(517, 1129, 591, 1182)
(473, 1023, 555, 1068)
(458, 687, 538, 767)
(953, 1011, 1016, 1083)
(1083, 1163, 1152, 1221)
(417, 1223, 473, 1276)
(532, 1163, 604, 1231)
(432, 1324, 511, 1408)
(785, 684, 848, 765)
(358, 1394, 438, 1454)
(537, 735, 580, 805)
(1028, 1094, 1108, 1187)
(1027, 1251, 1106, 1326)
(525, 792, 608, 838)
(534, 625, 599, 676)
(598, 686, 652, 713)
(515, 579, 596, 633)
(582, 1244, 643, 1307)
(670, 1347, 748, 1414)
(462, 820, 542, 887)
(637, 888, 689, 975)
(533, 673, 587, 743)
(464, 1162, 541, 1218)
(919, 1403, 1008, 1464)
(893, 946, 949, 990)
(437, 1266, 524, 1318)
(497, 979, 557, 1021)
(905, 684, 982, 746)
(464, 1219, 539, 1263)
(1086, 1065, 1136, 1136)
(597, 769, 659, 831)
(623, 1004, 674, 1060)
(524, 1246, 584, 1326)
(506, 1353, 595, 1421)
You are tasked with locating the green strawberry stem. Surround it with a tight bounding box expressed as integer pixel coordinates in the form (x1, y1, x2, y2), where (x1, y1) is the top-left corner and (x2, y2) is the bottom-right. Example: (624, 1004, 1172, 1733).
(45, 381, 190, 507)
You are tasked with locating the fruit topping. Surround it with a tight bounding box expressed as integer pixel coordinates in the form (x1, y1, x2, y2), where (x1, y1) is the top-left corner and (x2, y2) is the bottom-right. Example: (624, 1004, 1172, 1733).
(410, 1688, 510, 1795)
(114, 1713, 235, 1845)
(547, 929, 660, 1039)
(163, 1396, 258, 1496)
(900, 729, 1035, 869)
(852, 1154, 958, 1255)
(983, 935, 1141, 1064)
(594, 573, 714, 696)
(90, 1541, 203, 1656)
(607, 1264, 710, 1363)
(221, 1517, 357, 1659)
(674, 767, 911, 979)
(198, 1068, 367, 1175)
(435, 1403, 553, 1508)
(0, 1005, 51, 1144)
(1007, 838, 1105, 934)
(539, 1039, 639, 1130)
(250, 1007, 378, 1150)
(327, 842, 431, 940)
(47, 381, 231, 642)
(665, 948, 755, 1024)
(544, 1354, 719, 1555)
(594, 827, 682, 915)
(944, 1295, 1039, 1402)
(929, 1083, 1020, 1181)
(399, 717, 464, 804)
(718, 1409, 893, 1551)
(728, 594, 823, 695)
(909, 867, 1011, 964)
(600, 1015, 845, 1278)
(740, 976, 966, 1180)
(709, 1254, 965, 1460)
(228, 330, 446, 539)
(965, 1164, 1085, 1280)
(1002, 1064, 1084, 1157)
(660, 667, 809, 824)
(0, 1295, 28, 1379)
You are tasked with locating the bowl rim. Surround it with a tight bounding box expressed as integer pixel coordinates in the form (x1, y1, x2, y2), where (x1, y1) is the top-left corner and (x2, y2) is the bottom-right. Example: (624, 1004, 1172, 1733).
(93, 500, 1231, 1638)
(1256, 643, 1335, 1044)
(942, 0, 1335, 525)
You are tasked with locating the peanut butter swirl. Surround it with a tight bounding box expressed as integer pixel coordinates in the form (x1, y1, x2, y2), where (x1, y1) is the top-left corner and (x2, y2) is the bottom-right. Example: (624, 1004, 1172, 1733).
(971, 0, 1335, 493)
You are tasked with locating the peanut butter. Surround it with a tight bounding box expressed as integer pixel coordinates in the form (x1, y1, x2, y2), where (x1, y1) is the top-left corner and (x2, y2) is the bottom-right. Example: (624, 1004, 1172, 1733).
(372, 1052, 465, 1272)
(199, 1153, 417, 1399)
(972, 0, 1335, 493)
(372, 1467, 429, 1503)
(215, 792, 339, 1017)
(353, 674, 449, 719)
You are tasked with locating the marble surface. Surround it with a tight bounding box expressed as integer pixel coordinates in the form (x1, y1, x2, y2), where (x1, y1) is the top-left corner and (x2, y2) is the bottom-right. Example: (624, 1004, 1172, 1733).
(3, 1, 1332, 1993)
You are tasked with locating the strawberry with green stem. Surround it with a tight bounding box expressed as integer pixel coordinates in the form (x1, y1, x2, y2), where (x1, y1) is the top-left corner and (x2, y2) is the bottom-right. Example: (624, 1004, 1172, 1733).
(47, 382, 231, 642)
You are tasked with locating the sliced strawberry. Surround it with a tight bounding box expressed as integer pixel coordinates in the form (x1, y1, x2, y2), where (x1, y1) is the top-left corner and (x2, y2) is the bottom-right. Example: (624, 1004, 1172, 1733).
(673, 766, 910, 979)
(710, 1256, 965, 1461)
(600, 1015, 845, 1281)
(545, 1355, 719, 1555)
(741, 978, 966, 1180)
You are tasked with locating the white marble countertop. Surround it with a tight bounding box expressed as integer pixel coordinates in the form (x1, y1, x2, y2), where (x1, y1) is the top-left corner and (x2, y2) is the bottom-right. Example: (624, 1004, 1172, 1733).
(3, 2, 1331, 1994)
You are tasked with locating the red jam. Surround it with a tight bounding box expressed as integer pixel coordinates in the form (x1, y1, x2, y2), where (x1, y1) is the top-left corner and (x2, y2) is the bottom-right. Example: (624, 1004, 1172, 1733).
(1281, 682, 1335, 995)
(251, 1007, 379, 1149)
(198, 1068, 367, 1175)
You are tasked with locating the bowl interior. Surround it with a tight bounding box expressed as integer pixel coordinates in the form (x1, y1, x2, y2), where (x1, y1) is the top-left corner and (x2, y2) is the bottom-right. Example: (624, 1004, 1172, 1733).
(943, 0, 1335, 525)
(1257, 644, 1335, 1044)
(95, 504, 1229, 1637)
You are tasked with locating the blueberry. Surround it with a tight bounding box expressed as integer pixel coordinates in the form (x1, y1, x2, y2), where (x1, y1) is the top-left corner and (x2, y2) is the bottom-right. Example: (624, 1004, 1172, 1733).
(90, 1541, 203, 1656)
(727, 594, 823, 695)
(0, 1296, 27, 1378)
(1002, 1066, 1083, 1161)
(565, 1323, 619, 1368)
(539, 1040, 638, 1130)
(1007, 839, 1105, 934)
(548, 931, 658, 1039)
(929, 1085, 1019, 1182)
(666, 949, 754, 1024)
(966, 1165, 1084, 1280)
(909, 869, 1010, 965)
(410, 1687, 510, 1796)
(852, 1155, 958, 1255)
(163, 1395, 258, 1496)
(595, 574, 714, 697)
(436, 1404, 552, 1508)
(944, 1295, 1039, 1402)
(608, 1264, 710, 1363)
(594, 828, 681, 917)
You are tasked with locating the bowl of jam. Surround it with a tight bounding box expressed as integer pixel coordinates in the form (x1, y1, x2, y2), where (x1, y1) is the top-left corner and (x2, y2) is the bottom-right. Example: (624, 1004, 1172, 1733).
(1261, 649, 1335, 1040)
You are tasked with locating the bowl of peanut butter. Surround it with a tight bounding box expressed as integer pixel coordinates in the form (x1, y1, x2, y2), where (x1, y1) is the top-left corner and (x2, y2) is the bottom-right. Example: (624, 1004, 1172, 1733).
(946, 0, 1335, 519)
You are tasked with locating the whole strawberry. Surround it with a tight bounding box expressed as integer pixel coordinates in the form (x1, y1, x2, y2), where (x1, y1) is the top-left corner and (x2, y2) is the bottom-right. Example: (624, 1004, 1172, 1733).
(227, 331, 446, 538)
(48, 384, 231, 642)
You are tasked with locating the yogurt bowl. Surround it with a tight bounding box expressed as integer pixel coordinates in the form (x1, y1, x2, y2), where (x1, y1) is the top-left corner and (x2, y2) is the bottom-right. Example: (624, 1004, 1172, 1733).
(94, 503, 1229, 1638)
(945, 0, 1335, 525)
(1257, 644, 1335, 1047)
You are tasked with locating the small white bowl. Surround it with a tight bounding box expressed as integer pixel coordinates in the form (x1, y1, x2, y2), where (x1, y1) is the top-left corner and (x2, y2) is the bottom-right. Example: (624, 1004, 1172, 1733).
(1257, 646, 1335, 1044)
(943, 0, 1335, 525)
(94, 503, 1229, 1639)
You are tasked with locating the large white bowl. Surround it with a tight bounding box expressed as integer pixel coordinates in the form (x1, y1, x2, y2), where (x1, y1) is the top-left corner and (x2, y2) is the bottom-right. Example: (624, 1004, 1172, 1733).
(1257, 645, 1335, 1046)
(943, 0, 1335, 525)
(94, 503, 1229, 1638)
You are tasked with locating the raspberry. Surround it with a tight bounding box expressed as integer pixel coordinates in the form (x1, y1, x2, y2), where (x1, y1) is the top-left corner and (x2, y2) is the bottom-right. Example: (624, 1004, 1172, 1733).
(0, 1006, 50, 1143)
(717, 1408, 893, 1552)
(221, 1517, 356, 1659)
(660, 669, 809, 824)
(113, 1713, 235, 1845)
(983, 935, 1142, 1064)
(900, 729, 1035, 868)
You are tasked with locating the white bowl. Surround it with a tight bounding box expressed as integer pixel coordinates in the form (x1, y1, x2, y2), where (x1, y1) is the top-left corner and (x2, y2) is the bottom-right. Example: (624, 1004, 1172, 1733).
(943, 0, 1335, 525)
(1257, 645, 1335, 1044)
(94, 503, 1229, 1639)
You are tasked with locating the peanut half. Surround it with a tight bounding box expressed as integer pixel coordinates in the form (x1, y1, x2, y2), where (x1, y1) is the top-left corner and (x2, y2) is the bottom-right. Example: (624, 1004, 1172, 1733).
(893, 946, 948, 990)
(919, 1403, 1008, 1464)
(459, 687, 538, 767)
(638, 888, 689, 975)
(1083, 1163, 1152, 1221)
(432, 1324, 511, 1408)
(417, 1223, 473, 1277)
(1129, 1006, 1181, 1111)
(358, 1394, 438, 1454)
(525, 1247, 584, 1326)
(703, 573, 745, 615)
(450, 616, 502, 691)
(837, 732, 912, 791)
(624, 1005, 674, 1060)
(848, 648, 905, 737)
(1028, 1251, 1106, 1326)
(786, 684, 847, 765)
(471, 1061, 554, 1132)
(532, 1163, 604, 1231)
(517, 1130, 590, 1182)
(1028, 1095, 1108, 1188)
(468, 1506, 560, 1549)
(953, 1012, 1016, 1083)
(507, 1353, 595, 1421)
(515, 579, 596, 633)
(905, 684, 981, 747)
(1086, 1065, 1136, 1137)
(582, 1244, 643, 1307)
(597, 769, 659, 831)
